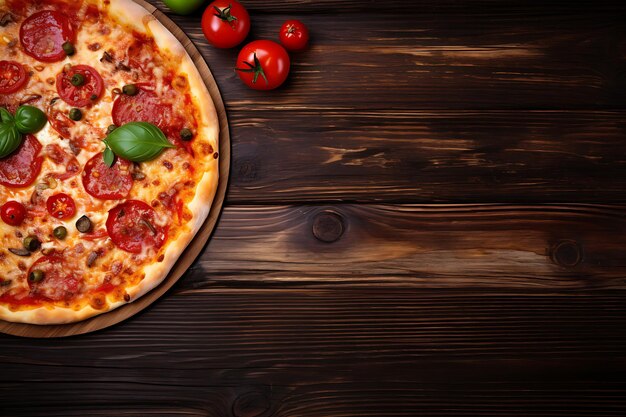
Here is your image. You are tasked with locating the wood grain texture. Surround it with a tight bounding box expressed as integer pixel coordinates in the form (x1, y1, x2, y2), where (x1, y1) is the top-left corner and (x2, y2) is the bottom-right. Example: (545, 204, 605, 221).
(153, 1, 626, 204)
(162, 10, 626, 111)
(227, 110, 626, 203)
(180, 204, 626, 290)
(2, 290, 626, 416)
(3, 0, 626, 416)
(155, 0, 626, 14)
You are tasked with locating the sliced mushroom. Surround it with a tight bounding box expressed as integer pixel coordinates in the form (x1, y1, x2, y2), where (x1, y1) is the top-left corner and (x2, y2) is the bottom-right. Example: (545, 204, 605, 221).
(131, 171, 146, 180)
(117, 62, 131, 72)
(8, 248, 31, 257)
(86, 251, 98, 268)
(100, 51, 114, 63)
(19, 94, 41, 106)
(139, 218, 157, 235)
(130, 163, 146, 180)
(68, 140, 81, 156)
(30, 180, 53, 204)
(0, 12, 14, 27)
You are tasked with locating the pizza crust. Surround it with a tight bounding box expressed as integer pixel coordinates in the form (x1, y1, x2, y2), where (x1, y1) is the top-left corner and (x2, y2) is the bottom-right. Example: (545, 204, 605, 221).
(0, 0, 219, 325)
(108, 0, 220, 308)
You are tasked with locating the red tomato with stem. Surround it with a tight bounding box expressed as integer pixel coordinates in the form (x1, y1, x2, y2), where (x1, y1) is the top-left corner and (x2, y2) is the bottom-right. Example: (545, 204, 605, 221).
(46, 193, 76, 220)
(201, 0, 250, 49)
(1, 201, 26, 226)
(235, 40, 290, 91)
(279, 20, 310, 52)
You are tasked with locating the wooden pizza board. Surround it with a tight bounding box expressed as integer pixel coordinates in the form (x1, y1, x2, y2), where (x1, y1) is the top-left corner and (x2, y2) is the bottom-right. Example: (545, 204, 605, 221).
(0, 0, 230, 338)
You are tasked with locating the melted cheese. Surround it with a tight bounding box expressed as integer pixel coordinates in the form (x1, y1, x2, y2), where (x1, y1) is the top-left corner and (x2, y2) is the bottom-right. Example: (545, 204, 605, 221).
(0, 0, 211, 306)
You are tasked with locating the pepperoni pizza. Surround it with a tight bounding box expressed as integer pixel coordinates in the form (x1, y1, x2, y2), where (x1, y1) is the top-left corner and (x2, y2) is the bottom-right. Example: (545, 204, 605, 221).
(0, 0, 219, 324)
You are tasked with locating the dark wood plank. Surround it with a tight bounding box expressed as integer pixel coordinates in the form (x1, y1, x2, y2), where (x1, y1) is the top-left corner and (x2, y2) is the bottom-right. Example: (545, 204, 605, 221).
(2, 290, 626, 416)
(154, 0, 626, 14)
(181, 204, 626, 290)
(3, 2, 625, 416)
(226, 110, 626, 203)
(156, 10, 626, 110)
(148, 1, 626, 204)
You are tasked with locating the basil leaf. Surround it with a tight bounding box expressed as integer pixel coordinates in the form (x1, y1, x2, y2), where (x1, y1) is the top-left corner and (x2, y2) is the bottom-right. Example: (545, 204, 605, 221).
(0, 108, 14, 124)
(103, 122, 175, 163)
(0, 122, 23, 159)
(103, 146, 115, 168)
(15, 105, 47, 134)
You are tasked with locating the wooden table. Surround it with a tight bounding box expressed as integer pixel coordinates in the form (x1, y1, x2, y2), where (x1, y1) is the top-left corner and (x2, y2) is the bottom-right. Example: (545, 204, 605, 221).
(3, 1, 626, 415)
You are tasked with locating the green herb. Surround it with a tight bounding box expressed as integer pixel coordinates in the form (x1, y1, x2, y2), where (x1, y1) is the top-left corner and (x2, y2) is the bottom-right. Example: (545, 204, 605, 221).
(0, 108, 13, 124)
(103, 122, 175, 167)
(103, 146, 115, 167)
(0, 105, 47, 159)
(14, 105, 47, 134)
(0, 121, 21, 157)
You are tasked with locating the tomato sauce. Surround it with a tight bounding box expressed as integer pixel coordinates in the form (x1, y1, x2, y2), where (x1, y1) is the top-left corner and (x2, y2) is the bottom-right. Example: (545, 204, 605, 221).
(0, 292, 48, 307)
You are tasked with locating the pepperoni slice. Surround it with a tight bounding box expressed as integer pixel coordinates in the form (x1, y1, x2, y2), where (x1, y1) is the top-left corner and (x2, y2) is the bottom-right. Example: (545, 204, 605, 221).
(27, 254, 83, 302)
(127, 38, 152, 72)
(82, 154, 132, 200)
(0, 61, 28, 94)
(20, 11, 75, 63)
(111, 85, 195, 152)
(0, 134, 43, 188)
(45, 144, 80, 180)
(46, 193, 76, 220)
(57, 65, 104, 107)
(112, 85, 171, 129)
(47, 107, 74, 139)
(106, 200, 167, 254)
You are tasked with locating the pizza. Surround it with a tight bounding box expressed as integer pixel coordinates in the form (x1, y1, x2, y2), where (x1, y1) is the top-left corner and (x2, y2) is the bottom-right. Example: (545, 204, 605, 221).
(0, 0, 220, 324)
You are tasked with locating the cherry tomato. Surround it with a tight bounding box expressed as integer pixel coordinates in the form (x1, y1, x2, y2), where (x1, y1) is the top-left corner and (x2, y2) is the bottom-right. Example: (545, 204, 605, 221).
(1, 201, 26, 226)
(46, 193, 76, 220)
(279, 20, 310, 52)
(56, 65, 104, 108)
(235, 40, 290, 91)
(201, 0, 250, 49)
(0, 61, 28, 94)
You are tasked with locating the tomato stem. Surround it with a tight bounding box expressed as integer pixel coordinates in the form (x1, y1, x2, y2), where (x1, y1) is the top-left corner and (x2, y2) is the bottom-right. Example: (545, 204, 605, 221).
(235, 53, 269, 85)
(213, 4, 238, 23)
